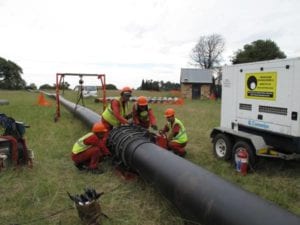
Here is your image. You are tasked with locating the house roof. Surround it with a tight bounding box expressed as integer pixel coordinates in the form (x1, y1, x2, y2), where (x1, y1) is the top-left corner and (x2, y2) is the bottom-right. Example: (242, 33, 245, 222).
(180, 68, 212, 83)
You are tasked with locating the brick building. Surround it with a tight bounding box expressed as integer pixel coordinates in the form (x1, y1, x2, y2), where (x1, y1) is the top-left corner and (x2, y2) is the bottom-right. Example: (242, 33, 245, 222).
(180, 68, 213, 99)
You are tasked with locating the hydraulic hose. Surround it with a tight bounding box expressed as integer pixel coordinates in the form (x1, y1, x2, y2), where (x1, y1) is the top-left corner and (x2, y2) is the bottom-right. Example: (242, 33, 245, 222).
(53, 94, 300, 225)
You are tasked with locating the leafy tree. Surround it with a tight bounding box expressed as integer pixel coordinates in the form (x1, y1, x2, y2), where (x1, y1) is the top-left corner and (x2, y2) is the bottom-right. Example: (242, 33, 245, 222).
(190, 34, 225, 69)
(105, 84, 117, 90)
(190, 34, 225, 97)
(39, 84, 55, 90)
(60, 81, 70, 90)
(0, 57, 26, 89)
(161, 81, 180, 91)
(26, 83, 37, 90)
(140, 79, 145, 90)
(138, 79, 180, 91)
(231, 39, 286, 64)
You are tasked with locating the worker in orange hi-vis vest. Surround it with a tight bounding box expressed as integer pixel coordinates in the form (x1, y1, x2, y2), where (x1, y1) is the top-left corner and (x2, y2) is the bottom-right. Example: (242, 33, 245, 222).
(132, 96, 158, 130)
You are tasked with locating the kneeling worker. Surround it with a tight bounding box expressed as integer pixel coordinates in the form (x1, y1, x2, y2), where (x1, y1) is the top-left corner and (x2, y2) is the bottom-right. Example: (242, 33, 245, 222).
(160, 108, 188, 157)
(71, 122, 111, 173)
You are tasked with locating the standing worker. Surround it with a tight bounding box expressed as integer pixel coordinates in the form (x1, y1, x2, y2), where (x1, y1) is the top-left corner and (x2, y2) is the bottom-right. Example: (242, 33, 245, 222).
(160, 108, 188, 157)
(132, 96, 158, 130)
(101, 86, 132, 131)
(71, 122, 110, 174)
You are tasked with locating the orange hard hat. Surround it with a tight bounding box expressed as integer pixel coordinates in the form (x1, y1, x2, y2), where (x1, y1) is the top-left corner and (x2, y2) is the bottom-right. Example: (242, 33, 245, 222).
(92, 122, 108, 133)
(121, 86, 132, 94)
(164, 108, 175, 117)
(137, 96, 148, 106)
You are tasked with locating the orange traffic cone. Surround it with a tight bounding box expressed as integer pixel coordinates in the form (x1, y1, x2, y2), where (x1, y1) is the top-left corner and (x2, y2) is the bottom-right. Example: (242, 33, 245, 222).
(37, 93, 51, 106)
(174, 98, 184, 105)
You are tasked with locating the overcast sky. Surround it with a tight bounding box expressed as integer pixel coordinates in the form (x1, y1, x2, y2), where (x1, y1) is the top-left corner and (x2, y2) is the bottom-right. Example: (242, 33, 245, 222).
(1, 0, 300, 89)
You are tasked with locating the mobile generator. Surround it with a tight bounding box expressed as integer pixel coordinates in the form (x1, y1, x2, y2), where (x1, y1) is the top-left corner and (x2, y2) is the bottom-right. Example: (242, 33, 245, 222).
(211, 57, 300, 167)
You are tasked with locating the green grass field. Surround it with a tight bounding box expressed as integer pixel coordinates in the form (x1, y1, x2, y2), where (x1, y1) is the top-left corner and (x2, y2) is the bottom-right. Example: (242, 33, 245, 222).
(0, 90, 299, 225)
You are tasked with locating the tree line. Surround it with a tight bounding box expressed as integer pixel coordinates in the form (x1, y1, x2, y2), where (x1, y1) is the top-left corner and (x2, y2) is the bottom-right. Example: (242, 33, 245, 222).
(139, 79, 180, 91)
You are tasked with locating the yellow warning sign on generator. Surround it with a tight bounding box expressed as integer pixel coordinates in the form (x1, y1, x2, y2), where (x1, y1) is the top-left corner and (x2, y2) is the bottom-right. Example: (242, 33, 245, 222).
(244, 72, 277, 100)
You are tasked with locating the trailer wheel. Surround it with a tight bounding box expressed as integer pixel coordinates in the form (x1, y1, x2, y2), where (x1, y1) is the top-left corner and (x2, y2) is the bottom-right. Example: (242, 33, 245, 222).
(232, 141, 256, 170)
(213, 133, 232, 160)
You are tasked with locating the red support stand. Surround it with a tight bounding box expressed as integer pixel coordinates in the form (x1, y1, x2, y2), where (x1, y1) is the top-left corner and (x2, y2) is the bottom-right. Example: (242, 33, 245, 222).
(98, 74, 107, 112)
(55, 73, 106, 122)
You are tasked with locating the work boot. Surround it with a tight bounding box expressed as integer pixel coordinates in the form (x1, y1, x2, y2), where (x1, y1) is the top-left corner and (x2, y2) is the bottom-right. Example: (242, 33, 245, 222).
(174, 150, 187, 158)
(75, 163, 86, 171)
(180, 151, 187, 158)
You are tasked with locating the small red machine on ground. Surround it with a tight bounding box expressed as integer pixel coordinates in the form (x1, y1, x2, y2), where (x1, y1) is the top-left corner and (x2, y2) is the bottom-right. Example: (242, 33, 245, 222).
(0, 113, 33, 170)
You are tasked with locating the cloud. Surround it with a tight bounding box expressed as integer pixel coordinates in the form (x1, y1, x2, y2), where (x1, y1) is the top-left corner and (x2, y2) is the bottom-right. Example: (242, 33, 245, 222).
(1, 0, 300, 88)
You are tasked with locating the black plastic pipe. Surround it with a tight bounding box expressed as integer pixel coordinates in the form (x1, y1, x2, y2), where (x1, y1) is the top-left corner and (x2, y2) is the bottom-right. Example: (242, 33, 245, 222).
(108, 126, 300, 225)
(47, 93, 100, 129)
(53, 95, 300, 225)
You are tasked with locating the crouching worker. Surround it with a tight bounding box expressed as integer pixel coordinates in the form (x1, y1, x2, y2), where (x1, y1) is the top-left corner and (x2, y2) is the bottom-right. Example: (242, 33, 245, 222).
(160, 108, 188, 157)
(132, 96, 158, 130)
(71, 122, 111, 174)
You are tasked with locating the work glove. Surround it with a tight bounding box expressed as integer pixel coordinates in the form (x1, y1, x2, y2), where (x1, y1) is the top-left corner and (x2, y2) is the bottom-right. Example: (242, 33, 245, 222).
(125, 112, 133, 119)
(151, 125, 158, 130)
(120, 120, 129, 125)
(127, 118, 133, 125)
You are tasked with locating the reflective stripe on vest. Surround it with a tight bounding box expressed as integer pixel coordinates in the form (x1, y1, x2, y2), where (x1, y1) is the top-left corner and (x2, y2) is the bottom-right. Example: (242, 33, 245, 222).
(167, 118, 188, 144)
(102, 97, 128, 127)
(72, 132, 94, 154)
